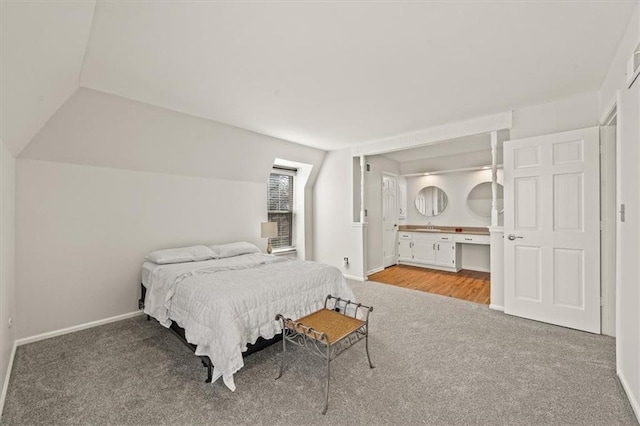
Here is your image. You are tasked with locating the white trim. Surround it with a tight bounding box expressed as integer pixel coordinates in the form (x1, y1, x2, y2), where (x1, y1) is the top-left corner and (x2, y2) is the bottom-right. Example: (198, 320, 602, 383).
(600, 98, 618, 126)
(352, 111, 513, 156)
(0, 341, 17, 418)
(272, 247, 297, 256)
(402, 164, 503, 177)
(489, 304, 505, 312)
(343, 273, 366, 281)
(602, 104, 617, 126)
(16, 311, 144, 346)
(618, 370, 640, 422)
(352, 222, 368, 228)
(367, 266, 384, 276)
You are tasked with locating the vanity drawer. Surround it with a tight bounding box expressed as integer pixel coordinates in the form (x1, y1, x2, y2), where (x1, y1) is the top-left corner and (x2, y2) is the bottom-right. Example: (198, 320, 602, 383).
(436, 234, 454, 242)
(455, 234, 490, 245)
(398, 232, 413, 240)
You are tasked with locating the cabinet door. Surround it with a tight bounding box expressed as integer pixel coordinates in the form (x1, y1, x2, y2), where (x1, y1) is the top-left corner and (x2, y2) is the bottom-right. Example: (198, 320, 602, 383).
(413, 241, 436, 264)
(435, 242, 456, 267)
(398, 240, 412, 261)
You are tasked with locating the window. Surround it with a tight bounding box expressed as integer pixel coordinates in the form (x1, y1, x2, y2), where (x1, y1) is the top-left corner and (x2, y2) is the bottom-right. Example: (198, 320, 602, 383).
(267, 171, 294, 250)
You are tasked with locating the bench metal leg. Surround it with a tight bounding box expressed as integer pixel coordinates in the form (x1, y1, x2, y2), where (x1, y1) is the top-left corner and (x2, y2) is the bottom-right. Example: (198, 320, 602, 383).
(323, 345, 330, 415)
(365, 327, 374, 369)
(276, 331, 286, 380)
(203, 357, 213, 383)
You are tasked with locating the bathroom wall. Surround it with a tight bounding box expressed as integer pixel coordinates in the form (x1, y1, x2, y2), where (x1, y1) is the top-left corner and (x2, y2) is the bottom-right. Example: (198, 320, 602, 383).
(405, 169, 503, 227)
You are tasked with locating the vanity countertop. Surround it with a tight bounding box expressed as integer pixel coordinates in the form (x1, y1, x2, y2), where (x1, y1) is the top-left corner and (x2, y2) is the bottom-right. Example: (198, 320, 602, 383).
(398, 225, 490, 236)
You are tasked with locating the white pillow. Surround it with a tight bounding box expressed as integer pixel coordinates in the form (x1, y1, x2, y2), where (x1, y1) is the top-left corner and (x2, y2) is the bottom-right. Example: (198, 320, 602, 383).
(209, 242, 261, 259)
(145, 245, 216, 264)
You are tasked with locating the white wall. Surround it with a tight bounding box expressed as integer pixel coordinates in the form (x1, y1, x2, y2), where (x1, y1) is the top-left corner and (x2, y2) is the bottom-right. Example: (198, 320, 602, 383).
(15, 90, 326, 339)
(599, 4, 640, 121)
(0, 139, 16, 412)
(0, 0, 96, 156)
(314, 148, 365, 280)
(510, 91, 601, 140)
(400, 149, 500, 175)
(21, 88, 326, 184)
(15, 160, 269, 338)
(364, 156, 400, 273)
(405, 169, 503, 228)
(598, 4, 640, 420)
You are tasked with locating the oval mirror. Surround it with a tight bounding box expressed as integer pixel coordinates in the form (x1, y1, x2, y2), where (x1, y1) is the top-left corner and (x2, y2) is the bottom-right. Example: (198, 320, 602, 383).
(415, 186, 448, 217)
(467, 182, 504, 217)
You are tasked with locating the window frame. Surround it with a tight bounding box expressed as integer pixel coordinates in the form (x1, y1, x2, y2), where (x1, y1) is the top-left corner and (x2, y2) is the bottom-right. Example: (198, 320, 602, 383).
(267, 168, 296, 251)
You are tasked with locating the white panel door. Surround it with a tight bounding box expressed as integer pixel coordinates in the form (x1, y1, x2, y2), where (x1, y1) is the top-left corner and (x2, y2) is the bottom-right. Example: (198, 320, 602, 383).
(504, 127, 600, 333)
(616, 81, 640, 402)
(382, 174, 398, 267)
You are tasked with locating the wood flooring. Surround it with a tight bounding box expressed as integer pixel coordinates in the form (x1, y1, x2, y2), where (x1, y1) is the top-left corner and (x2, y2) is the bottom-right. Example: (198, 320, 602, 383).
(368, 265, 490, 305)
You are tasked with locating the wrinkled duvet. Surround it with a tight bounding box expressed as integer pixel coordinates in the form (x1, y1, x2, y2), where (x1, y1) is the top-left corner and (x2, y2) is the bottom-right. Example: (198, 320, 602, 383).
(143, 253, 354, 391)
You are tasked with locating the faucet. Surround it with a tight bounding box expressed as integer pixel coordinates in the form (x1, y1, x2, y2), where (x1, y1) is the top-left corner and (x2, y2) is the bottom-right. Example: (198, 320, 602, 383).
(427, 221, 433, 229)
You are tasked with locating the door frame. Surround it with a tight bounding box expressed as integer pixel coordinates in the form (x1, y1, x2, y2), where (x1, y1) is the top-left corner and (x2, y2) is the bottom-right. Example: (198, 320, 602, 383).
(382, 172, 399, 268)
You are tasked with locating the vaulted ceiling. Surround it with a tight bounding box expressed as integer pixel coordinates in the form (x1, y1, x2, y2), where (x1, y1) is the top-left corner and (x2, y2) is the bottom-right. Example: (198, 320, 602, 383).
(0, 0, 96, 156)
(1, 0, 637, 155)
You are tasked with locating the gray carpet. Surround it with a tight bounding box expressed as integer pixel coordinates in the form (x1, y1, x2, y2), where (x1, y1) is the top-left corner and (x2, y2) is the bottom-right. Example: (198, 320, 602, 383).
(1, 279, 637, 425)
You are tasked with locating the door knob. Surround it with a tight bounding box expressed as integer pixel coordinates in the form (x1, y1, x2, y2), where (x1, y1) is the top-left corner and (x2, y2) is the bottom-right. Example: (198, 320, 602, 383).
(507, 234, 523, 241)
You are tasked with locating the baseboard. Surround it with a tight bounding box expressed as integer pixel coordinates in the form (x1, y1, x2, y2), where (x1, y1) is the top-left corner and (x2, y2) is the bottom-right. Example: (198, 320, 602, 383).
(343, 273, 366, 282)
(489, 304, 505, 312)
(16, 311, 144, 346)
(618, 370, 640, 423)
(463, 266, 491, 273)
(0, 340, 17, 419)
(366, 267, 384, 276)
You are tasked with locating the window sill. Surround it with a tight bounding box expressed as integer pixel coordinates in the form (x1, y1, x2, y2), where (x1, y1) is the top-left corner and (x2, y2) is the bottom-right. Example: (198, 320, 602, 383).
(272, 248, 297, 256)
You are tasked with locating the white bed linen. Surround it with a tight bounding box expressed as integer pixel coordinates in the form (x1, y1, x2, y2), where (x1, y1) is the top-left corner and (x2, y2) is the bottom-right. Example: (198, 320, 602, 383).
(143, 253, 354, 391)
(141, 261, 159, 287)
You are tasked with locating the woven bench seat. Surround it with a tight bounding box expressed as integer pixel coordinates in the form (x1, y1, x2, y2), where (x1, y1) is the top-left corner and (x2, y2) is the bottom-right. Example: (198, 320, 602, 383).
(286, 308, 365, 344)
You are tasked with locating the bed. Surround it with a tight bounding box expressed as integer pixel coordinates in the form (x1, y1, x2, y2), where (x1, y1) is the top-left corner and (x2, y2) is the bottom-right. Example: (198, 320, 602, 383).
(141, 246, 355, 392)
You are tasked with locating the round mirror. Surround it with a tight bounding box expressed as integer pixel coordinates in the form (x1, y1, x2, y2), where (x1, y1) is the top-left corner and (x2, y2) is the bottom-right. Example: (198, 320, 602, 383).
(467, 182, 504, 217)
(415, 186, 448, 217)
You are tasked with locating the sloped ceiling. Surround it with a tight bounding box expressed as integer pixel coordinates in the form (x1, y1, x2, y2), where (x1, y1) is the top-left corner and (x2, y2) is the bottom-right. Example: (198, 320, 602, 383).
(79, 0, 636, 150)
(21, 88, 326, 183)
(1, 1, 636, 155)
(0, 0, 96, 157)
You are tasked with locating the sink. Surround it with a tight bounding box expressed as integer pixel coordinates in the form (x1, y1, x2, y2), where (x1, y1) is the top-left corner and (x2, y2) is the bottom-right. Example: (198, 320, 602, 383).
(413, 228, 442, 232)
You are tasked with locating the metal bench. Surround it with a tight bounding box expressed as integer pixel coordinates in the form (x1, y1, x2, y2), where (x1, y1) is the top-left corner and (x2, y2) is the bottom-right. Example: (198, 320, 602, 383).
(275, 295, 374, 414)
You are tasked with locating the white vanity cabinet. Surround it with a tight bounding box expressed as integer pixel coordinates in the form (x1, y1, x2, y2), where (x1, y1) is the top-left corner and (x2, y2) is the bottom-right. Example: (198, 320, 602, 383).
(397, 231, 461, 272)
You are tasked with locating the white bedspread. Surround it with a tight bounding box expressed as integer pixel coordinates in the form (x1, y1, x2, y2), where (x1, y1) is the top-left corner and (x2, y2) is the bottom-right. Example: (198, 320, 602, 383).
(143, 253, 354, 391)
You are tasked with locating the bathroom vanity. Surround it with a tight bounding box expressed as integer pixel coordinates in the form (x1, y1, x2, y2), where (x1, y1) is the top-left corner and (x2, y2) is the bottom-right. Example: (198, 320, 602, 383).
(397, 226, 490, 272)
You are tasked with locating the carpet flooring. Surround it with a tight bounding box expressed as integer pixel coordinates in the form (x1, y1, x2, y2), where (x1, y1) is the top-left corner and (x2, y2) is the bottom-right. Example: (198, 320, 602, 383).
(1, 280, 637, 425)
